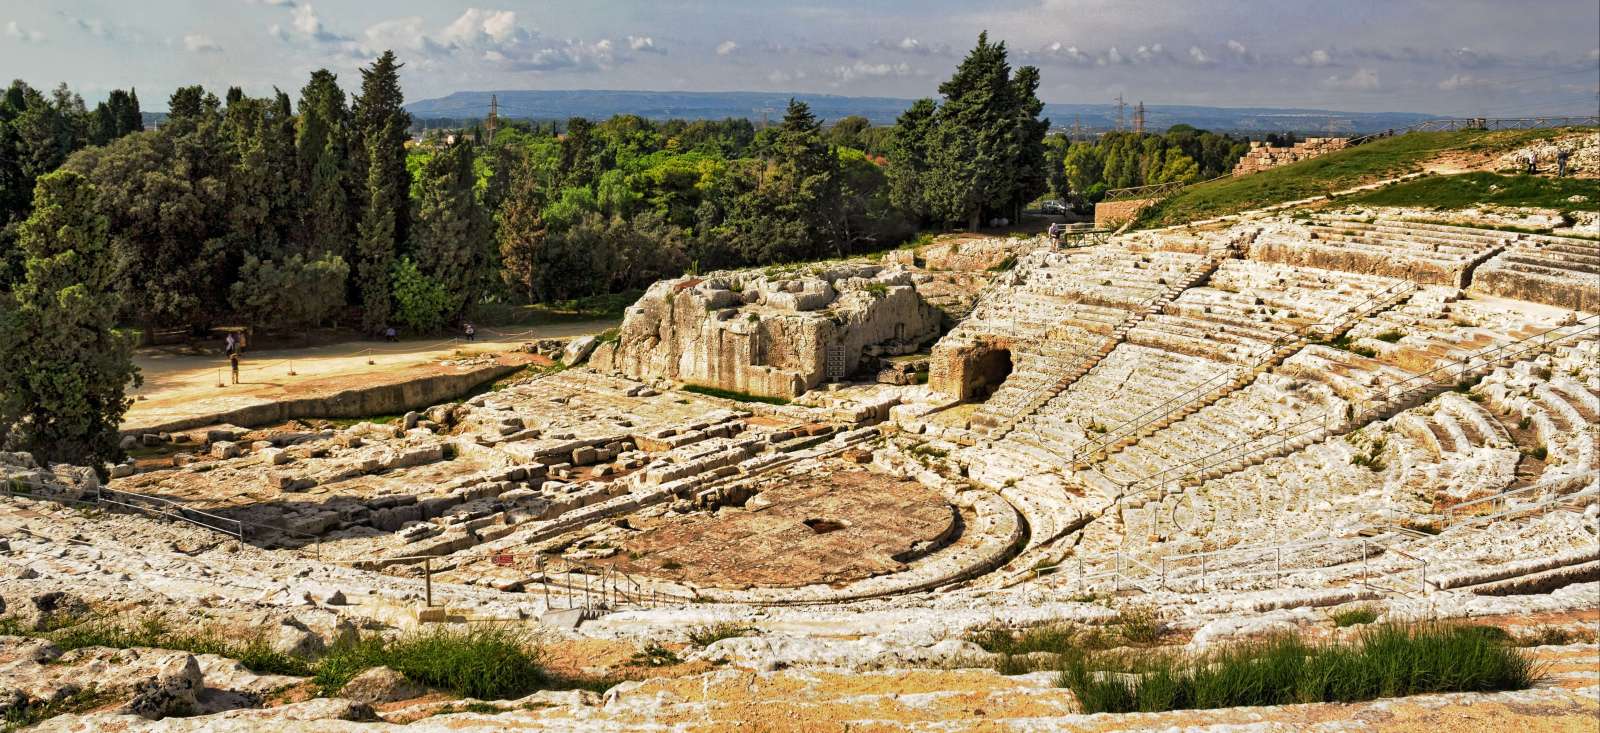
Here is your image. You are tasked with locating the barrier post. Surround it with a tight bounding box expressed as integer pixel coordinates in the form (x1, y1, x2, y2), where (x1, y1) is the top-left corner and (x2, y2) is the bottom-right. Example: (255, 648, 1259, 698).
(424, 557, 433, 607)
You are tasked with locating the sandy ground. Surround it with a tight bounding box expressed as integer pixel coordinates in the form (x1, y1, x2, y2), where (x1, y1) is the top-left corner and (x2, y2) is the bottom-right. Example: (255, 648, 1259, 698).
(123, 321, 612, 432)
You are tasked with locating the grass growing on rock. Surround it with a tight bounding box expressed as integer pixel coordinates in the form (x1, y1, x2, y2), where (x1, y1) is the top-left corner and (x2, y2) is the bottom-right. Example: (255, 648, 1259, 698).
(1059, 623, 1538, 714)
(1134, 128, 1567, 228)
(680, 383, 791, 405)
(1329, 606, 1381, 627)
(3, 615, 313, 677)
(1340, 172, 1597, 212)
(687, 622, 753, 647)
(313, 626, 546, 700)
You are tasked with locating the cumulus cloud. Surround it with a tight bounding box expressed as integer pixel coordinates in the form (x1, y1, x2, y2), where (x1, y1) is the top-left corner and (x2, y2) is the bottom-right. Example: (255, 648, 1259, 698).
(875, 37, 949, 56)
(183, 33, 222, 53)
(5, 21, 44, 42)
(1323, 67, 1379, 91)
(1226, 39, 1247, 55)
(627, 35, 664, 54)
(439, 8, 522, 47)
(289, 3, 348, 42)
(716, 40, 738, 56)
(1188, 46, 1213, 65)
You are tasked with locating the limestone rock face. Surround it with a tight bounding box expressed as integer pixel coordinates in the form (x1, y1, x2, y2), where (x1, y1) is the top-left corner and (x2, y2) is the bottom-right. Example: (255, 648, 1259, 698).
(592, 263, 944, 399)
(339, 666, 425, 704)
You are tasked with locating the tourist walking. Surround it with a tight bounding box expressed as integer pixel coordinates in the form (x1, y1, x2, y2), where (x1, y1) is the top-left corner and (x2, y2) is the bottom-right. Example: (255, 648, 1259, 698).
(384, 326, 398, 343)
(464, 322, 476, 342)
(1556, 148, 1570, 178)
(229, 350, 240, 385)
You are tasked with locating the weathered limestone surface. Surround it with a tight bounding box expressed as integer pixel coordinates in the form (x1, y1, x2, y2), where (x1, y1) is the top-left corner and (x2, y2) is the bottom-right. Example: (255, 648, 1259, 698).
(591, 263, 943, 398)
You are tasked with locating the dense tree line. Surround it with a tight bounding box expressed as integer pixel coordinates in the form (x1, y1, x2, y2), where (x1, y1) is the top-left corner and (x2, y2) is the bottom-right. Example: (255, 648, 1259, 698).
(1049, 124, 1250, 204)
(0, 36, 1051, 468)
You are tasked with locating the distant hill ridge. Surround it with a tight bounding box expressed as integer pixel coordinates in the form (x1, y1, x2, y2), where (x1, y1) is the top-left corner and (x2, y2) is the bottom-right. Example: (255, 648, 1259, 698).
(407, 89, 1439, 134)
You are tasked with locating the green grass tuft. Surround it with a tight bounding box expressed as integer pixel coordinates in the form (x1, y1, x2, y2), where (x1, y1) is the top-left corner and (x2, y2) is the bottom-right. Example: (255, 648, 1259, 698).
(1059, 623, 1538, 714)
(313, 626, 545, 700)
(1329, 606, 1381, 627)
(686, 623, 753, 647)
(679, 383, 791, 405)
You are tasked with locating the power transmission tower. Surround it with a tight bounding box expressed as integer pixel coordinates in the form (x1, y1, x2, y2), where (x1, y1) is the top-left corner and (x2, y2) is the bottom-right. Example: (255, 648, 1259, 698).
(486, 94, 498, 144)
(1115, 94, 1126, 132)
(1133, 101, 1146, 134)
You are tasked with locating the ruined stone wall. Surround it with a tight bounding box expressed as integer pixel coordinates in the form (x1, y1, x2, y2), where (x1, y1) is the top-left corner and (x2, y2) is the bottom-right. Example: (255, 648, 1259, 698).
(590, 264, 945, 399)
(1094, 198, 1155, 228)
(1232, 137, 1350, 176)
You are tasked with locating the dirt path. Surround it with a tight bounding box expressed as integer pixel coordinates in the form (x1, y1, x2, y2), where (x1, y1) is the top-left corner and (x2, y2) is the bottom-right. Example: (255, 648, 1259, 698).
(124, 321, 611, 432)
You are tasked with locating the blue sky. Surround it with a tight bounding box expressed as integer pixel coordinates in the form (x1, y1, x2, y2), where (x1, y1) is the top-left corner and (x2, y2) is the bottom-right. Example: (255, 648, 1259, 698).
(3, 1, 1596, 115)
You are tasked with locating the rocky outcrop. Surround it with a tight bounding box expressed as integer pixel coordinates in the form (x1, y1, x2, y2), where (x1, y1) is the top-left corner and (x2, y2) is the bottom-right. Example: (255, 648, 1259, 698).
(590, 263, 944, 399)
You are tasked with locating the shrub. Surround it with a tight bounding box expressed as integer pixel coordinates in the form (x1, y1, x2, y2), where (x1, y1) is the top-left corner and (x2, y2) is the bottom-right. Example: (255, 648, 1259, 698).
(1374, 330, 1404, 343)
(627, 642, 682, 668)
(1059, 623, 1537, 714)
(1116, 606, 1165, 645)
(687, 623, 753, 647)
(230, 253, 350, 329)
(391, 256, 452, 333)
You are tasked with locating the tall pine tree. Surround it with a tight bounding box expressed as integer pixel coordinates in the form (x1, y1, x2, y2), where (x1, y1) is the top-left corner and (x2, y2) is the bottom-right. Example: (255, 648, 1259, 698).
(0, 171, 140, 469)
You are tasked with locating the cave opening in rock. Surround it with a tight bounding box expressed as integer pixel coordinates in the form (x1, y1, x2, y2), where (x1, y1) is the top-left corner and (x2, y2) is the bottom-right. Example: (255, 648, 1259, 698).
(967, 347, 1013, 401)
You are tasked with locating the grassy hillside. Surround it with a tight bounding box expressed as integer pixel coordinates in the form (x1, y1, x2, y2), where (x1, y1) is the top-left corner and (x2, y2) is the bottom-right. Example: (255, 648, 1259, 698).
(1340, 172, 1596, 211)
(1134, 128, 1574, 228)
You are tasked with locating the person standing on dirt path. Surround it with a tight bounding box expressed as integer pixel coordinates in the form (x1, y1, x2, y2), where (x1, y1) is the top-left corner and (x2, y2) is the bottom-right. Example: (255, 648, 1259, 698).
(1556, 148, 1570, 178)
(224, 332, 237, 356)
(229, 349, 240, 385)
(464, 322, 476, 342)
(385, 326, 398, 343)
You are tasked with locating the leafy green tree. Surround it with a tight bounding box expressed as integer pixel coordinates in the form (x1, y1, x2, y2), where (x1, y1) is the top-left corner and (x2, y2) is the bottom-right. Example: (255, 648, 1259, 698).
(65, 103, 233, 326)
(0, 170, 140, 469)
(827, 115, 871, 150)
(389, 256, 449, 332)
(411, 139, 491, 319)
(229, 253, 348, 327)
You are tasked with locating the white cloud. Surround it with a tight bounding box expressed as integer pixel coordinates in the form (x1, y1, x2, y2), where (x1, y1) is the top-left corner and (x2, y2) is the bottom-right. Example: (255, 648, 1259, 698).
(183, 33, 222, 53)
(245, 0, 297, 6)
(830, 60, 912, 83)
(1226, 39, 1247, 55)
(716, 40, 738, 56)
(5, 21, 44, 42)
(1188, 46, 1213, 65)
(1294, 48, 1333, 67)
(1323, 67, 1379, 91)
(287, 3, 348, 42)
(627, 35, 664, 54)
(439, 8, 522, 47)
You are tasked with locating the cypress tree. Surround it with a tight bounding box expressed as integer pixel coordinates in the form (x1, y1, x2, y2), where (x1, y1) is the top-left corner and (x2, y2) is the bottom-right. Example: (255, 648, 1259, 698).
(497, 152, 548, 302)
(0, 170, 140, 469)
(412, 139, 490, 319)
(924, 32, 1047, 229)
(351, 52, 411, 331)
(356, 118, 402, 332)
(296, 70, 352, 260)
(887, 98, 937, 222)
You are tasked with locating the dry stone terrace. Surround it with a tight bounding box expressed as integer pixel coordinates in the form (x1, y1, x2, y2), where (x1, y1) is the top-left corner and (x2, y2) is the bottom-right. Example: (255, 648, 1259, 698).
(3, 214, 1598, 729)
